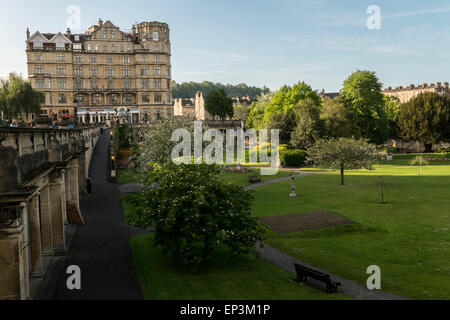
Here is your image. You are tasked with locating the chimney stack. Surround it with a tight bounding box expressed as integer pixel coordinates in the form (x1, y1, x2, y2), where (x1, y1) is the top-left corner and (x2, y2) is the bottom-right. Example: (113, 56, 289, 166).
(98, 18, 103, 26)
(66, 27, 71, 37)
(26, 28, 30, 40)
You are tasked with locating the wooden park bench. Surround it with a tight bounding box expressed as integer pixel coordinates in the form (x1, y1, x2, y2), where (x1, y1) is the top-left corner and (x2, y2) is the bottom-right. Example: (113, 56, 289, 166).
(293, 263, 341, 293)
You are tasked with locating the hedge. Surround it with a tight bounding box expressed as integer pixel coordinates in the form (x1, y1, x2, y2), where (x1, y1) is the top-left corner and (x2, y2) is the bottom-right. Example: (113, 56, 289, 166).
(280, 149, 307, 167)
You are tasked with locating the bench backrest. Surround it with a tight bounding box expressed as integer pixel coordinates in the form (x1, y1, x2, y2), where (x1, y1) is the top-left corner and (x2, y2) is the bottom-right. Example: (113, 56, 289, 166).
(294, 264, 330, 281)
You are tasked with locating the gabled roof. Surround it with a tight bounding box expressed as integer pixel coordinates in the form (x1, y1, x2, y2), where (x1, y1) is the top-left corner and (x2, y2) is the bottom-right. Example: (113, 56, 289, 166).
(49, 32, 72, 43)
(89, 20, 126, 40)
(28, 31, 50, 43)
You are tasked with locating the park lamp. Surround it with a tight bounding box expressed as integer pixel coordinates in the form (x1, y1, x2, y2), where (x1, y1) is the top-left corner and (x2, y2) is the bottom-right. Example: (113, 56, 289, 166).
(111, 155, 115, 161)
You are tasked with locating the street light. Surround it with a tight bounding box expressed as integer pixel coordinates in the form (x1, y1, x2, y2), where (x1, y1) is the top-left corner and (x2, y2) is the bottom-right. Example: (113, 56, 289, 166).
(74, 102, 78, 127)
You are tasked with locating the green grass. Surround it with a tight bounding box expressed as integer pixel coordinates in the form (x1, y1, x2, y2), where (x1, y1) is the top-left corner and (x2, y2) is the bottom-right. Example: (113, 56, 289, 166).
(117, 168, 138, 183)
(251, 158, 450, 300)
(118, 167, 291, 186)
(130, 234, 350, 300)
(220, 169, 293, 186)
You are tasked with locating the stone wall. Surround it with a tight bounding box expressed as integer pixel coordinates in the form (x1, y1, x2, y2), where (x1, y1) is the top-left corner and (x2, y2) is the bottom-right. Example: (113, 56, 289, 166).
(0, 125, 103, 300)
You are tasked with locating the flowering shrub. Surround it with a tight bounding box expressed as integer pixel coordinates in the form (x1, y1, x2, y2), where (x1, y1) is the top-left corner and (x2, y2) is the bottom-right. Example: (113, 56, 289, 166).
(127, 162, 266, 270)
(308, 138, 376, 185)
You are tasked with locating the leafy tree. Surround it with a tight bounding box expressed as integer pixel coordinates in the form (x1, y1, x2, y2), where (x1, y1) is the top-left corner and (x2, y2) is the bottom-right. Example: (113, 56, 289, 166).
(320, 97, 353, 138)
(245, 93, 274, 129)
(128, 163, 265, 270)
(290, 98, 325, 149)
(341, 70, 388, 144)
(233, 104, 249, 122)
(205, 89, 234, 120)
(384, 95, 401, 140)
(397, 92, 450, 152)
(409, 155, 429, 176)
(307, 138, 377, 185)
(133, 117, 207, 181)
(264, 82, 321, 124)
(267, 109, 297, 145)
(0, 73, 43, 122)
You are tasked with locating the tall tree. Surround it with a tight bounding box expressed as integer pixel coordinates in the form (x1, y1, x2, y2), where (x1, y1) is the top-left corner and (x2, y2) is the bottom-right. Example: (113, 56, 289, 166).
(384, 95, 401, 140)
(341, 70, 388, 144)
(0, 73, 43, 122)
(290, 98, 325, 149)
(320, 97, 353, 138)
(205, 89, 234, 120)
(245, 93, 274, 130)
(264, 82, 321, 124)
(267, 109, 297, 145)
(397, 92, 450, 152)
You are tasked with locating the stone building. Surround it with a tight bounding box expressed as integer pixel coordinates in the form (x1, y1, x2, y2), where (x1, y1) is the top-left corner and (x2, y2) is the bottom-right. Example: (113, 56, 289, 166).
(319, 89, 340, 100)
(382, 82, 450, 103)
(232, 95, 256, 107)
(173, 91, 212, 120)
(0, 126, 102, 299)
(26, 19, 173, 124)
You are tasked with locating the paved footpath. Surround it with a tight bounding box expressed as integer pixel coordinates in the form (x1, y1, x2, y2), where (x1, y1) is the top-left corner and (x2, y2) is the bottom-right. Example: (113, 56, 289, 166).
(51, 131, 143, 300)
(245, 175, 407, 300)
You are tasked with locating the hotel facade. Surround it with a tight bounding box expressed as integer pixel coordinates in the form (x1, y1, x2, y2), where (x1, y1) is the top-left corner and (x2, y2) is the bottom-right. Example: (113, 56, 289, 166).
(26, 19, 173, 124)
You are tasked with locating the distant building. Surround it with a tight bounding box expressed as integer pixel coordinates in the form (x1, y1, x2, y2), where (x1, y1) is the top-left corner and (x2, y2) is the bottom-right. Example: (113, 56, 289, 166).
(26, 18, 173, 124)
(382, 82, 450, 103)
(173, 92, 211, 120)
(319, 89, 340, 100)
(232, 95, 256, 107)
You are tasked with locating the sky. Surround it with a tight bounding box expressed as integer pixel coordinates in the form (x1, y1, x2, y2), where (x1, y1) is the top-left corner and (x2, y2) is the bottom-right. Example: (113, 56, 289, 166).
(1, 0, 450, 92)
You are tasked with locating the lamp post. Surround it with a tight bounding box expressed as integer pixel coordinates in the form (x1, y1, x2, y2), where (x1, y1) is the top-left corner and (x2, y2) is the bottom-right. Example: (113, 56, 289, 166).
(74, 102, 78, 127)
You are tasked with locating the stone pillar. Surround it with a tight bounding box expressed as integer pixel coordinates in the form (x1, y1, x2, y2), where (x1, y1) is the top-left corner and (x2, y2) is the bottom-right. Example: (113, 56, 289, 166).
(68, 158, 80, 211)
(64, 169, 70, 224)
(29, 195, 43, 277)
(0, 205, 29, 300)
(49, 170, 66, 254)
(39, 185, 53, 256)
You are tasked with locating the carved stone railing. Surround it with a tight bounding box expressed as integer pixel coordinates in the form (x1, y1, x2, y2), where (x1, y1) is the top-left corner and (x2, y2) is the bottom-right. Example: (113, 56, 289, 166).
(0, 126, 103, 193)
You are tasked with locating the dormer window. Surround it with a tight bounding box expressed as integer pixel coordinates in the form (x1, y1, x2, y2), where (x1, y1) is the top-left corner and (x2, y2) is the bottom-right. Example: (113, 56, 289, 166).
(75, 35, 80, 41)
(153, 31, 159, 41)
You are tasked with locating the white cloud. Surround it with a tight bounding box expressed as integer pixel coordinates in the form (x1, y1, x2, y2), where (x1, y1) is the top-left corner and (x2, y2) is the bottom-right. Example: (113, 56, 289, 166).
(385, 7, 450, 19)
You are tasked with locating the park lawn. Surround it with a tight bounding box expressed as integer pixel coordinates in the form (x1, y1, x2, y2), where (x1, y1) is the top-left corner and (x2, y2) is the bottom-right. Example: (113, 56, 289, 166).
(251, 159, 450, 300)
(220, 169, 292, 186)
(130, 233, 350, 300)
(118, 167, 293, 187)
